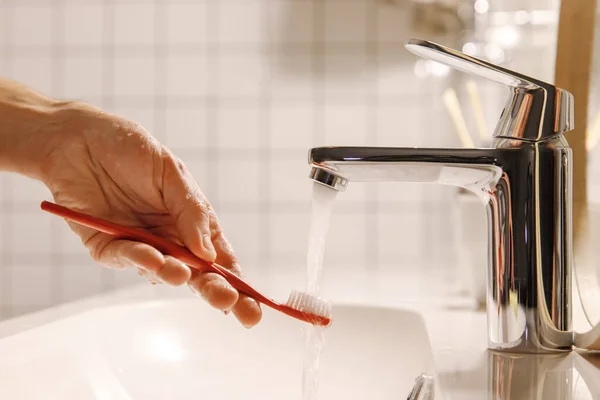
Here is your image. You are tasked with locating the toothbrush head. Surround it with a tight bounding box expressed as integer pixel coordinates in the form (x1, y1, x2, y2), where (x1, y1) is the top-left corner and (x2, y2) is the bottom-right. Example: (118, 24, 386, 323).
(285, 290, 332, 327)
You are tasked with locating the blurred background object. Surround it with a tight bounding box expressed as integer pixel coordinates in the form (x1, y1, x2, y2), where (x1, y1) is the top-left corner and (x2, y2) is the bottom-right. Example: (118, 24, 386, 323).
(0, 0, 595, 320)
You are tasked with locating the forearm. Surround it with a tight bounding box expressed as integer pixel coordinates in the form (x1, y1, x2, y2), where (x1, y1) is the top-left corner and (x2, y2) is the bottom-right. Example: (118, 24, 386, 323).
(0, 77, 67, 180)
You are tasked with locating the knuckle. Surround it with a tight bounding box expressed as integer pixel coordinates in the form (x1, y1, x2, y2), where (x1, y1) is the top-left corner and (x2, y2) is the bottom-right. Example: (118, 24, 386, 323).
(161, 150, 186, 173)
(213, 231, 235, 254)
(206, 206, 218, 222)
(197, 207, 211, 223)
(229, 263, 243, 277)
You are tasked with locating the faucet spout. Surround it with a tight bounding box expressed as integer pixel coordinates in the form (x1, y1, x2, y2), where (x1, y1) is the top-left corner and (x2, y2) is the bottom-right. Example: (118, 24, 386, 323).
(309, 147, 502, 201)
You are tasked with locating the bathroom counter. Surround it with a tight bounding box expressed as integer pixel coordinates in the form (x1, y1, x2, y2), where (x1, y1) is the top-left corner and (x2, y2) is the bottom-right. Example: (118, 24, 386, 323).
(0, 266, 598, 399)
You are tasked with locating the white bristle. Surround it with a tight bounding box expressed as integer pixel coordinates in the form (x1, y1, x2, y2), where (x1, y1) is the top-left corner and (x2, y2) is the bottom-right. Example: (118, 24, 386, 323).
(286, 290, 332, 318)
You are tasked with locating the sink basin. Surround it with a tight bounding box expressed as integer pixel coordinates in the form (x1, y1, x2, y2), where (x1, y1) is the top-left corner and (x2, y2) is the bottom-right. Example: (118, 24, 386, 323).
(0, 300, 435, 399)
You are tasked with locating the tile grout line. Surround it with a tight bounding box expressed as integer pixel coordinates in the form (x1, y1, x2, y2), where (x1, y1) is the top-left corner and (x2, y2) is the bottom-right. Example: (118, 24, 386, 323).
(3, 42, 415, 58)
(154, 0, 167, 145)
(311, 0, 325, 273)
(51, 0, 65, 305)
(365, 0, 379, 272)
(3, 0, 300, 5)
(205, 0, 219, 211)
(259, 1, 272, 269)
(0, 0, 13, 320)
(100, 0, 116, 291)
(34, 94, 426, 108)
(313, 0, 325, 147)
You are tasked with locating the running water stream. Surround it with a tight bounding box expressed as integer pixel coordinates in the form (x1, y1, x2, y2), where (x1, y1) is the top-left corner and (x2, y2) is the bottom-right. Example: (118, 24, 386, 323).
(302, 182, 338, 400)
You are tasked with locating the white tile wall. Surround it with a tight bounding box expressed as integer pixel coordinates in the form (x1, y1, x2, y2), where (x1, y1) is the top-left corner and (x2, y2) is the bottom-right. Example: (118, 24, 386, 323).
(216, 53, 266, 97)
(0, 0, 568, 320)
(10, 213, 55, 255)
(268, 157, 312, 203)
(113, 4, 156, 45)
(11, 56, 55, 95)
(60, 263, 106, 303)
(323, 1, 369, 44)
(10, 264, 54, 308)
(217, 2, 267, 45)
(63, 56, 105, 99)
(164, 107, 208, 148)
(270, 212, 311, 261)
(324, 102, 369, 145)
(217, 213, 262, 266)
(166, 55, 209, 96)
(113, 56, 156, 96)
(268, 1, 315, 44)
(4, 173, 52, 203)
(270, 103, 315, 149)
(64, 4, 104, 46)
(166, 4, 207, 43)
(270, 60, 316, 99)
(217, 158, 261, 202)
(12, 5, 54, 46)
(216, 105, 262, 148)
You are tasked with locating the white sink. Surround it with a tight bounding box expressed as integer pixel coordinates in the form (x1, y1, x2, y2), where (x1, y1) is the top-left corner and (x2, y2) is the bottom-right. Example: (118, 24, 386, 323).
(0, 299, 435, 399)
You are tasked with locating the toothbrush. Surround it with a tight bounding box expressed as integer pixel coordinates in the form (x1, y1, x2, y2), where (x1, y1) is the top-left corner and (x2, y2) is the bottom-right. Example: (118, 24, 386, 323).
(465, 80, 489, 143)
(40, 201, 332, 327)
(442, 87, 475, 148)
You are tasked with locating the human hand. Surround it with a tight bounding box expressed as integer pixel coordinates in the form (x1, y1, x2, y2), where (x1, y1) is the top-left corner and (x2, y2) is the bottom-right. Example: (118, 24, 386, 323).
(34, 103, 262, 327)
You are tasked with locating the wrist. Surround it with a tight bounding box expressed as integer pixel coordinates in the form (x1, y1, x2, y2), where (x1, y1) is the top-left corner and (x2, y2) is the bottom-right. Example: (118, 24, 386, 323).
(0, 81, 77, 180)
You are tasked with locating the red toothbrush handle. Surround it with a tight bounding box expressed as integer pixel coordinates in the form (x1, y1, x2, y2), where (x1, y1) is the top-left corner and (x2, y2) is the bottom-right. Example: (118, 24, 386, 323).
(40, 201, 276, 306)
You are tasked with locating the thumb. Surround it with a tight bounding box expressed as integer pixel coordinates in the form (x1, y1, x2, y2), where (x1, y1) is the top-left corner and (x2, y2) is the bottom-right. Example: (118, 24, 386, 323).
(175, 200, 217, 262)
(161, 155, 217, 262)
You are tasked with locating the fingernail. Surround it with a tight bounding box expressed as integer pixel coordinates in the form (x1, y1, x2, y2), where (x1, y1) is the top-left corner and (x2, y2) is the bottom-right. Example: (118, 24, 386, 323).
(223, 309, 231, 315)
(250, 298, 260, 310)
(221, 280, 236, 293)
(242, 322, 253, 329)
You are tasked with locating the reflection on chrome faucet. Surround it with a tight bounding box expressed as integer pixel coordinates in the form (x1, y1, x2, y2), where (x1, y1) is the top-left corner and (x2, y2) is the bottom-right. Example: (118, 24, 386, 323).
(435, 350, 599, 398)
(488, 352, 573, 400)
(307, 39, 586, 354)
(488, 351, 600, 399)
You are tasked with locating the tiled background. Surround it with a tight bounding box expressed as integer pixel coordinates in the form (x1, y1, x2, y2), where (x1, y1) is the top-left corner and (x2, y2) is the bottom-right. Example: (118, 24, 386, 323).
(0, 0, 587, 320)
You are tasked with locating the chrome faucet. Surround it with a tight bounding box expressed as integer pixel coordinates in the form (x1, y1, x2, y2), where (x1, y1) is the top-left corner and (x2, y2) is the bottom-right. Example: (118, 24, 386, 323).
(307, 39, 584, 353)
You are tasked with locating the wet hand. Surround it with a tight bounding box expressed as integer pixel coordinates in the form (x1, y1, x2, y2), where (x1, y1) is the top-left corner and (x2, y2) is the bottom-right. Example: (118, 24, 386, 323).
(38, 103, 262, 328)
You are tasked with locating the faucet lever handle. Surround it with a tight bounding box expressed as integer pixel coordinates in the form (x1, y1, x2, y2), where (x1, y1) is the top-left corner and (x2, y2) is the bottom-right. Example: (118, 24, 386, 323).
(405, 38, 574, 140)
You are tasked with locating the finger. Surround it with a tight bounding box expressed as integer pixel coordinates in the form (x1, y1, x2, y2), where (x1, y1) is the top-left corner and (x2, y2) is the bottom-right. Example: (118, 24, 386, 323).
(176, 201, 216, 262)
(156, 256, 192, 286)
(162, 156, 217, 262)
(86, 233, 165, 271)
(211, 229, 262, 327)
(211, 229, 241, 274)
(232, 295, 263, 328)
(86, 234, 191, 286)
(189, 271, 239, 311)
